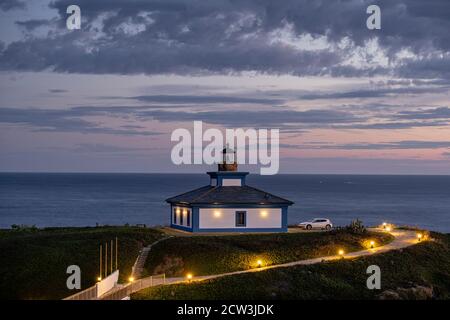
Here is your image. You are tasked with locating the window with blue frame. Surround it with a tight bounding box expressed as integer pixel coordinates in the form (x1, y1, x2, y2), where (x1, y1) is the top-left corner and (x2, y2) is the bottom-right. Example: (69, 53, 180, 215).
(235, 211, 246, 227)
(186, 210, 191, 227)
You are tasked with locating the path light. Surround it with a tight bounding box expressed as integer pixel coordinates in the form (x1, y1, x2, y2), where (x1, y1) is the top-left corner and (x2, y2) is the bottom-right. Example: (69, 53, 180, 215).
(417, 233, 423, 242)
(186, 273, 193, 282)
(370, 241, 375, 249)
(385, 226, 392, 232)
(97, 276, 102, 282)
(338, 249, 345, 257)
(382, 222, 387, 229)
(128, 276, 134, 282)
(257, 259, 263, 268)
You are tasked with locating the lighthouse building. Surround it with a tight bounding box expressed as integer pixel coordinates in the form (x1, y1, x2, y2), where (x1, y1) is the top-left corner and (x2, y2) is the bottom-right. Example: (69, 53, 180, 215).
(166, 148, 294, 233)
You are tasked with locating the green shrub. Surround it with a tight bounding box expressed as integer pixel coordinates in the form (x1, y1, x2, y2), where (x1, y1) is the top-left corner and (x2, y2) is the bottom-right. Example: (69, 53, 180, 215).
(133, 233, 450, 300)
(144, 230, 393, 277)
(0, 226, 163, 299)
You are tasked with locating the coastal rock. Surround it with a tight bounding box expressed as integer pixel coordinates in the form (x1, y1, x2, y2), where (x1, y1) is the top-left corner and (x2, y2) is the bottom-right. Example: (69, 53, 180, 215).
(378, 285, 433, 300)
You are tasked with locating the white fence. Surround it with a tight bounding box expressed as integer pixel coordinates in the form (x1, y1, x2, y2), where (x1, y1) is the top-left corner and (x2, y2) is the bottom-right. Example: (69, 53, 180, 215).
(100, 274, 166, 300)
(63, 270, 119, 300)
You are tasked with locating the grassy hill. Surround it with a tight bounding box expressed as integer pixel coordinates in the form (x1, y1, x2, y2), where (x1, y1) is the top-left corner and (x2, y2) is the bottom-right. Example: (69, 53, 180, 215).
(0, 226, 163, 300)
(144, 229, 393, 277)
(133, 232, 450, 300)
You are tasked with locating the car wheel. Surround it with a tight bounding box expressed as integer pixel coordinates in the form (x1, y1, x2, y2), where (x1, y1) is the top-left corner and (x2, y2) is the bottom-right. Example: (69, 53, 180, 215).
(306, 225, 312, 230)
(325, 224, 331, 230)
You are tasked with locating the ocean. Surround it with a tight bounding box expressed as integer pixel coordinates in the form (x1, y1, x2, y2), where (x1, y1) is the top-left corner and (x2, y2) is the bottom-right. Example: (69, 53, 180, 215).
(0, 173, 449, 232)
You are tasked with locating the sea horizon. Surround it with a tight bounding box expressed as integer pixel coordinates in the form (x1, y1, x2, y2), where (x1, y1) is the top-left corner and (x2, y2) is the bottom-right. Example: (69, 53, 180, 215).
(1, 172, 449, 233)
(2, 171, 450, 176)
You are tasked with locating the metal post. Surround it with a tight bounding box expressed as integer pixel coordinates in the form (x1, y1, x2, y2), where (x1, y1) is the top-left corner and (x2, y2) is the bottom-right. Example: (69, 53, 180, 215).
(105, 242, 108, 277)
(99, 245, 102, 280)
(110, 240, 113, 274)
(115, 237, 118, 271)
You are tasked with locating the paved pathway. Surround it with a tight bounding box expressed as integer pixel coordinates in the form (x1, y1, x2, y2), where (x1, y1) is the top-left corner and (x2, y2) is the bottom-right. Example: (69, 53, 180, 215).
(131, 236, 173, 279)
(159, 228, 421, 286)
(98, 228, 421, 299)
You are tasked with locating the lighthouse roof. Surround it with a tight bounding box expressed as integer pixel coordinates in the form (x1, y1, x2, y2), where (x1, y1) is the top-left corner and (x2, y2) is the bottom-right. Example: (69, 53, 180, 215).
(166, 185, 293, 206)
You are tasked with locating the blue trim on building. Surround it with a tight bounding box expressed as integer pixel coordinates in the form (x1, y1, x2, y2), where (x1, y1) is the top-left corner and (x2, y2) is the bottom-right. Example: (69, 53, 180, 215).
(170, 223, 193, 232)
(171, 204, 290, 232)
(195, 227, 286, 233)
(207, 171, 248, 186)
(192, 206, 200, 232)
(170, 205, 194, 231)
(281, 206, 288, 229)
(191, 203, 288, 209)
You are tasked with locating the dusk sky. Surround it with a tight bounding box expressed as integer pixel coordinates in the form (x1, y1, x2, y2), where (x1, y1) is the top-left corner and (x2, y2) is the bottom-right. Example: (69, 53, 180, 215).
(0, 0, 449, 174)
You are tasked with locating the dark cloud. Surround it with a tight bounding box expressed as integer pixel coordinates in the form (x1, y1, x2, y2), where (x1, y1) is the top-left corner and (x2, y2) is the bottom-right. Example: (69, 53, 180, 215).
(282, 140, 450, 150)
(393, 107, 450, 120)
(1, 103, 448, 135)
(15, 19, 52, 31)
(300, 86, 450, 100)
(0, 107, 161, 136)
(333, 121, 449, 130)
(0, 0, 25, 11)
(136, 109, 362, 128)
(74, 143, 151, 153)
(1, 0, 449, 78)
(49, 89, 68, 93)
(132, 95, 283, 105)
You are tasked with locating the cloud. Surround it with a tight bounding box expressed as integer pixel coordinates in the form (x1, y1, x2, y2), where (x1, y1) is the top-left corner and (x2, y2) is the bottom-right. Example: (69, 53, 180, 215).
(136, 108, 363, 128)
(1, 0, 450, 79)
(333, 121, 449, 130)
(393, 107, 450, 120)
(74, 143, 151, 153)
(132, 95, 283, 105)
(300, 86, 450, 100)
(0, 0, 25, 11)
(49, 89, 68, 93)
(0, 107, 162, 136)
(282, 140, 450, 150)
(15, 19, 52, 31)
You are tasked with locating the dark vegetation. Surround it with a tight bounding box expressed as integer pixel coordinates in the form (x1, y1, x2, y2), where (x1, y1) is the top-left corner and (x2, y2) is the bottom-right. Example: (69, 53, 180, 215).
(0, 226, 163, 299)
(133, 232, 450, 300)
(144, 228, 393, 277)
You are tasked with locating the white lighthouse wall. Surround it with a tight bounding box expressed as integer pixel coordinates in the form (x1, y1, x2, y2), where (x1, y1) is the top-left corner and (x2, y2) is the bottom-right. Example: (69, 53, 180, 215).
(199, 208, 282, 229)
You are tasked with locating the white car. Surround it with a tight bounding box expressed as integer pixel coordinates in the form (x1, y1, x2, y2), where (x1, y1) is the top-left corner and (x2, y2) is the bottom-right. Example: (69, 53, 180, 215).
(298, 218, 333, 230)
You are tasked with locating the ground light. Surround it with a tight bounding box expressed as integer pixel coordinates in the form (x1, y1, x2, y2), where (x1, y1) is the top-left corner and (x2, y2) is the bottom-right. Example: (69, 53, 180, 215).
(338, 249, 344, 257)
(417, 233, 423, 242)
(370, 240, 375, 249)
(186, 273, 193, 282)
(97, 277, 102, 282)
(385, 226, 392, 232)
(257, 259, 263, 268)
(128, 276, 134, 282)
(382, 222, 387, 229)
